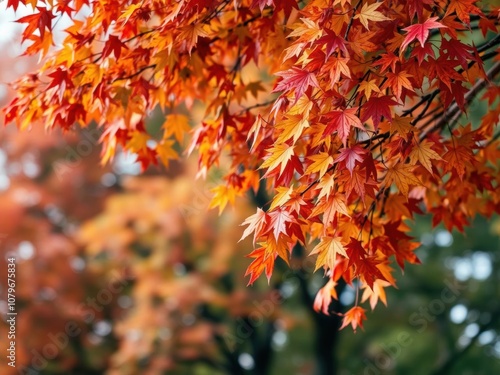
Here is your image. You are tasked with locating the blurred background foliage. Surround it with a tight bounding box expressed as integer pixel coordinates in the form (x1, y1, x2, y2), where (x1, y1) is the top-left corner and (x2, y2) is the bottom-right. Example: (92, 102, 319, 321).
(1, 5, 500, 375)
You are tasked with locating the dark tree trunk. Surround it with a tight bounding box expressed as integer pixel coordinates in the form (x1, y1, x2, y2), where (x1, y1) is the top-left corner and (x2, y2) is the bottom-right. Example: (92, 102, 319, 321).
(312, 297, 343, 375)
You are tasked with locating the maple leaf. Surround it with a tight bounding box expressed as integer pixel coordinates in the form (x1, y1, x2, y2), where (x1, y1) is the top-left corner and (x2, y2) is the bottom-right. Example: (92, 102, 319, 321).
(305, 152, 333, 179)
(427, 57, 464, 91)
(269, 186, 293, 211)
(17, 6, 56, 41)
(310, 192, 350, 228)
(346, 238, 387, 288)
(409, 140, 442, 174)
(411, 42, 436, 65)
(252, 0, 273, 12)
(322, 57, 351, 87)
(400, 17, 446, 52)
(7, 0, 22, 11)
(102, 35, 127, 59)
(80, 63, 103, 87)
(240, 208, 270, 244)
(323, 107, 364, 145)
(361, 96, 399, 130)
(316, 173, 336, 200)
(46, 67, 74, 100)
(310, 236, 348, 272)
(56, 0, 75, 17)
(268, 208, 293, 241)
(313, 279, 338, 315)
(274, 67, 320, 102)
(178, 23, 210, 54)
(342, 169, 377, 202)
(340, 306, 367, 332)
(392, 240, 421, 270)
(383, 71, 414, 102)
(358, 80, 381, 100)
(156, 140, 178, 167)
(319, 29, 349, 58)
(5, 0, 500, 330)
(445, 0, 482, 25)
(361, 280, 390, 310)
(209, 185, 237, 214)
(270, 234, 294, 265)
(245, 81, 267, 99)
(373, 52, 399, 73)
(162, 114, 191, 143)
(443, 144, 474, 180)
(406, 0, 435, 20)
(354, 2, 391, 30)
(386, 115, 414, 139)
(260, 143, 295, 177)
(334, 145, 367, 174)
(288, 17, 323, 44)
(348, 27, 378, 57)
(245, 246, 275, 285)
(276, 115, 310, 144)
(384, 164, 421, 196)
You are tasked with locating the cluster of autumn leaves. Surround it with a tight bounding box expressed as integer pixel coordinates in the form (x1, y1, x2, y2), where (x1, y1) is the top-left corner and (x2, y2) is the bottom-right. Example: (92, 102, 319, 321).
(4, 0, 500, 330)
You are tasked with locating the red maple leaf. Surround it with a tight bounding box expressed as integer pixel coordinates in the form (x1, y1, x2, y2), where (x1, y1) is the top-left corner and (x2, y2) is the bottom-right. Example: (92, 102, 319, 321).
(56, 0, 75, 16)
(346, 238, 387, 289)
(7, 0, 22, 11)
(102, 35, 128, 59)
(323, 107, 364, 145)
(319, 29, 349, 58)
(274, 67, 320, 102)
(400, 17, 446, 52)
(334, 145, 367, 174)
(361, 96, 399, 129)
(17, 6, 56, 41)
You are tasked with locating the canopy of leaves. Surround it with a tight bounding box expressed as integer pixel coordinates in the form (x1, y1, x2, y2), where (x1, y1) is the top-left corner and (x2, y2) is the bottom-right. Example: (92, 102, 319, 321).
(3, 0, 500, 330)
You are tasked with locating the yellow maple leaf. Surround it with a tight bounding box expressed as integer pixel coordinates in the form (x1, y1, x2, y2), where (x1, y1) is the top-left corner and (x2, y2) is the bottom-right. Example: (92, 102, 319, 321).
(126, 131, 150, 153)
(276, 115, 310, 144)
(209, 185, 237, 214)
(288, 95, 313, 118)
(354, 2, 391, 30)
(310, 237, 348, 272)
(358, 79, 381, 100)
(79, 63, 103, 87)
(390, 115, 415, 138)
(409, 140, 443, 174)
(361, 279, 391, 310)
(266, 235, 292, 265)
(317, 173, 336, 200)
(156, 140, 178, 167)
(260, 143, 295, 177)
(269, 186, 294, 211)
(162, 114, 191, 142)
(306, 152, 333, 179)
(120, 3, 142, 23)
(384, 164, 422, 196)
(288, 17, 323, 44)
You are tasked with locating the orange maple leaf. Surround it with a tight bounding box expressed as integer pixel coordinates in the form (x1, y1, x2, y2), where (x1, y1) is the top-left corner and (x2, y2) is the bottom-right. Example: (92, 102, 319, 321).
(340, 306, 367, 331)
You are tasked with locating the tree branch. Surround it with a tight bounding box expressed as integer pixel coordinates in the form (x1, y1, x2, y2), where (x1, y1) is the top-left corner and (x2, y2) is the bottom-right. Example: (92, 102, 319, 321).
(420, 60, 500, 139)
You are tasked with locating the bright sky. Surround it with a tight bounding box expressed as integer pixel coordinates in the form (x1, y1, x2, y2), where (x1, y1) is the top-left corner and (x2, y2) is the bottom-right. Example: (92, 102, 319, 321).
(0, 3, 27, 47)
